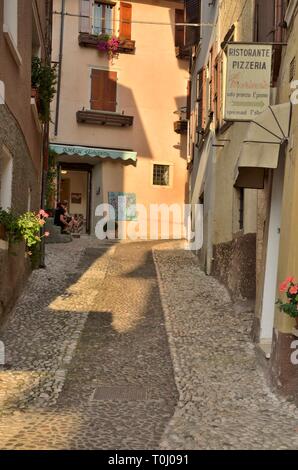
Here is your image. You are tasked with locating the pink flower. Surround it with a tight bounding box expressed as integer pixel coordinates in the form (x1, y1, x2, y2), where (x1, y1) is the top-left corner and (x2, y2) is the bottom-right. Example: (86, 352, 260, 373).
(279, 281, 289, 293)
(44, 231, 50, 237)
(286, 276, 295, 284)
(289, 286, 298, 295)
(39, 209, 49, 218)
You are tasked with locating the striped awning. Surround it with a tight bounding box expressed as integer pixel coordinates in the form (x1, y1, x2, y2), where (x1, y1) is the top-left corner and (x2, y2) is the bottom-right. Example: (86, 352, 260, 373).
(50, 143, 137, 162)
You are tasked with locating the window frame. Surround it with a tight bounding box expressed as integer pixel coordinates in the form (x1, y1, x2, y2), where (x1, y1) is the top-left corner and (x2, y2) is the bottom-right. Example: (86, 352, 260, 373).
(151, 162, 173, 188)
(3, 0, 22, 66)
(93, 1, 114, 35)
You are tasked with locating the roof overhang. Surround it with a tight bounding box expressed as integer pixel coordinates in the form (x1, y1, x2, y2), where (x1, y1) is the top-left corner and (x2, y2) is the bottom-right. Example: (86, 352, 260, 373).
(234, 103, 292, 188)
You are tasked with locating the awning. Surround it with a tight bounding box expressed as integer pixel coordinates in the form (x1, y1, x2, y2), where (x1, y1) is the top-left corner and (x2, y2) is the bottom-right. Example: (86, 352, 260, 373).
(49, 143, 137, 162)
(234, 103, 292, 188)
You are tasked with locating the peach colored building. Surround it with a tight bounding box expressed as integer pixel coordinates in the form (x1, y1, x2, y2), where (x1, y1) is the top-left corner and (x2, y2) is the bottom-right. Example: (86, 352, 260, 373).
(50, 0, 188, 237)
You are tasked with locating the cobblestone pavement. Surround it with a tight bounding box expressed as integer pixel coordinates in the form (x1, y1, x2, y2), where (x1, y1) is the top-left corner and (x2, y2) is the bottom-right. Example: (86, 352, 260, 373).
(153, 242, 298, 450)
(0, 239, 298, 450)
(0, 239, 177, 449)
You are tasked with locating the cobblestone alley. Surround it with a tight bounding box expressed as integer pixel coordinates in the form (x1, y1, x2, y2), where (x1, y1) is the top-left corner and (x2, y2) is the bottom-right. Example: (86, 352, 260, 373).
(0, 239, 298, 450)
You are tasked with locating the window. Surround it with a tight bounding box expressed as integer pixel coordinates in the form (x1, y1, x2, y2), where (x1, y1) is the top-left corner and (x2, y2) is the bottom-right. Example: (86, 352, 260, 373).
(185, 0, 200, 46)
(119, 2, 132, 40)
(3, 0, 18, 46)
(0, 146, 13, 211)
(90, 68, 117, 112)
(153, 164, 170, 187)
(93, 1, 114, 35)
(214, 52, 223, 129)
(175, 9, 185, 48)
(197, 67, 207, 132)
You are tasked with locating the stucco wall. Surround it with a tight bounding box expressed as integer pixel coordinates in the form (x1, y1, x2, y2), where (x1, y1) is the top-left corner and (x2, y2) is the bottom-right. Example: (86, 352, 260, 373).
(50, 0, 188, 237)
(0, 105, 40, 325)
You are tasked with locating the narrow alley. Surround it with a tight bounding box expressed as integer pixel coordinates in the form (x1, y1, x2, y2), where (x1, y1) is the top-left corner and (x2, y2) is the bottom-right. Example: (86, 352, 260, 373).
(0, 240, 297, 450)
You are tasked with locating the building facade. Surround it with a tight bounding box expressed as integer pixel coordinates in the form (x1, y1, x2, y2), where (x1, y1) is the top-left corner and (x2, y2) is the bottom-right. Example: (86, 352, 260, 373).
(188, 0, 298, 401)
(0, 0, 52, 324)
(50, 0, 189, 238)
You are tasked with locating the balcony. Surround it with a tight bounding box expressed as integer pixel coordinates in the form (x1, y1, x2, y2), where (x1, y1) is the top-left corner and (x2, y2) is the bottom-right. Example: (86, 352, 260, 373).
(77, 110, 134, 127)
(174, 119, 187, 135)
(78, 33, 136, 54)
(175, 45, 191, 60)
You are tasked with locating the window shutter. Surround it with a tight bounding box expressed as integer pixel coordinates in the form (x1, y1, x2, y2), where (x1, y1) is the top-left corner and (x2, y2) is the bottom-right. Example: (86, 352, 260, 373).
(202, 67, 207, 129)
(215, 52, 223, 128)
(175, 9, 185, 48)
(254, 0, 275, 42)
(79, 0, 91, 33)
(119, 2, 132, 40)
(185, 0, 200, 46)
(91, 69, 117, 112)
(186, 80, 191, 120)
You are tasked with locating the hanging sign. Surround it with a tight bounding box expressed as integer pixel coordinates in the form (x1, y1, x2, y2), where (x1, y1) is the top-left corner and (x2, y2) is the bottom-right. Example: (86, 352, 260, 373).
(224, 44, 272, 121)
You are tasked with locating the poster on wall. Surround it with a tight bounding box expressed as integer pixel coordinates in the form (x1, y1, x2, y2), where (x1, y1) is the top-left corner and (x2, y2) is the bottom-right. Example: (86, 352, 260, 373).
(224, 43, 272, 121)
(71, 193, 82, 204)
(108, 192, 137, 221)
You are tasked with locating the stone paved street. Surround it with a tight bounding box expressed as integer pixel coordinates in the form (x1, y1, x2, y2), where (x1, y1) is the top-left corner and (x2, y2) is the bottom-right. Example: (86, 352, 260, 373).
(0, 239, 298, 449)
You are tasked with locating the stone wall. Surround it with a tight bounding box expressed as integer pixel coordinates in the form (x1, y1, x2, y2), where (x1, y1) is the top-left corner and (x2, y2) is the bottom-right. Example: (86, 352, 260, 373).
(211, 232, 256, 303)
(0, 105, 40, 326)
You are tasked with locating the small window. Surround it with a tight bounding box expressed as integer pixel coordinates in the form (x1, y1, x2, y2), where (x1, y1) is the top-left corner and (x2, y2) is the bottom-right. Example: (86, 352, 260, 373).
(153, 164, 170, 187)
(93, 1, 114, 35)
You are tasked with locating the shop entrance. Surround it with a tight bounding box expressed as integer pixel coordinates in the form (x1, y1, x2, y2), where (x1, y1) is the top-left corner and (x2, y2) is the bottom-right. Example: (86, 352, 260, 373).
(57, 163, 92, 234)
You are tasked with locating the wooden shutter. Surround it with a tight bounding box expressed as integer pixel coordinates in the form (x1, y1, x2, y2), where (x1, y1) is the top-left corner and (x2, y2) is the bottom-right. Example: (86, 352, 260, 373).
(215, 52, 223, 128)
(91, 69, 117, 112)
(186, 80, 191, 120)
(80, 0, 91, 33)
(175, 9, 185, 48)
(185, 0, 200, 46)
(119, 2, 132, 40)
(254, 0, 275, 42)
(197, 67, 207, 130)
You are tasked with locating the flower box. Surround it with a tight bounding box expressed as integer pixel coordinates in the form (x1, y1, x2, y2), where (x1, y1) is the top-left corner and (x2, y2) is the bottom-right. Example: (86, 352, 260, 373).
(78, 33, 136, 54)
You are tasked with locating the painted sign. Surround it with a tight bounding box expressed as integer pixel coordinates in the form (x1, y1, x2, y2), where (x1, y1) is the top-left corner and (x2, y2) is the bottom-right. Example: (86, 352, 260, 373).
(224, 44, 272, 121)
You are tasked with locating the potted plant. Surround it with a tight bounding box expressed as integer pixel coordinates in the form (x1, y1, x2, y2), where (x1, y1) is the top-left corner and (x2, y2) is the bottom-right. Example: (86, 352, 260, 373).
(97, 34, 120, 60)
(31, 57, 57, 122)
(0, 208, 49, 266)
(277, 277, 298, 329)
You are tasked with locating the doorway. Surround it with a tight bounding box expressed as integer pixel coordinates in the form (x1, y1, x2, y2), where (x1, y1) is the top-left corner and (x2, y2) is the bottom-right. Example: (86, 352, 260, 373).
(57, 163, 92, 234)
(259, 154, 285, 343)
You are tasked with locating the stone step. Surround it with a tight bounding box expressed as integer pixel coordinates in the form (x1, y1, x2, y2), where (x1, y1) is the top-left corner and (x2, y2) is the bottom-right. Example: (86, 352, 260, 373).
(45, 218, 72, 244)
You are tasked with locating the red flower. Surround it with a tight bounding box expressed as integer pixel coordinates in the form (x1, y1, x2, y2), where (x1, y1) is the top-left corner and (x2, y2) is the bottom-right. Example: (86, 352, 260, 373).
(289, 286, 298, 295)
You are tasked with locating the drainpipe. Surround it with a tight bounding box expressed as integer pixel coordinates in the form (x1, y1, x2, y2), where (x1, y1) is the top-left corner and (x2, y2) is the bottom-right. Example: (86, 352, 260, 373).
(275, 0, 283, 42)
(54, 0, 65, 136)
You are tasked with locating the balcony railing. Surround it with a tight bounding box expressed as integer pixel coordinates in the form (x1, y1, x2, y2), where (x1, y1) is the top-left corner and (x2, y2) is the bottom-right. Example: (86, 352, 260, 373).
(78, 33, 136, 54)
(77, 110, 134, 127)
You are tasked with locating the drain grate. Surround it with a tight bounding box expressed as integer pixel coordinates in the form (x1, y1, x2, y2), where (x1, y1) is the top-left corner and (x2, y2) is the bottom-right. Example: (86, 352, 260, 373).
(92, 385, 147, 402)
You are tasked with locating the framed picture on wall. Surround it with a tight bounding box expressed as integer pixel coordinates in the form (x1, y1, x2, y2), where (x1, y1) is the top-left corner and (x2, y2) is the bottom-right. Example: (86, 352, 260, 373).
(71, 193, 82, 204)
